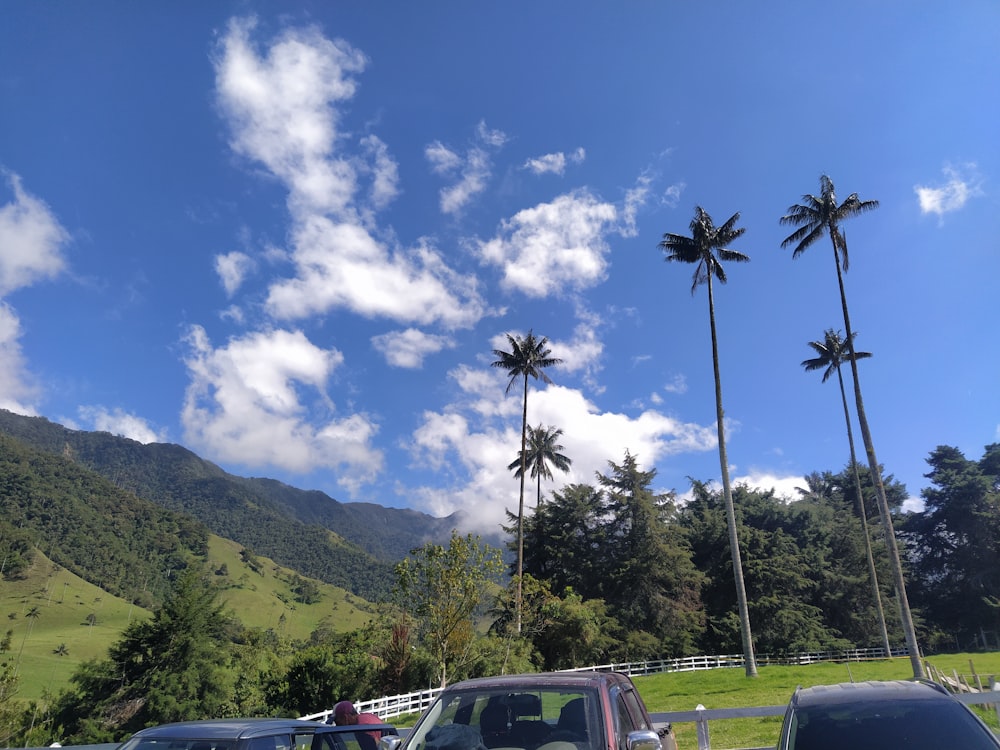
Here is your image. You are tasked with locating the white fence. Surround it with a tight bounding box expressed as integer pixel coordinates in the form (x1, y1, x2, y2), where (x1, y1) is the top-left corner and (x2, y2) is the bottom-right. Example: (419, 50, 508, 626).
(300, 646, 908, 723)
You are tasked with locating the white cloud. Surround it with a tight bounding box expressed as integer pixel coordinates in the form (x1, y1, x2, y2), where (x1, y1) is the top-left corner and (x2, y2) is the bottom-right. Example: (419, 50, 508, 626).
(476, 190, 617, 298)
(360, 134, 399, 209)
(0, 171, 69, 296)
(215, 251, 256, 297)
(215, 19, 487, 331)
(265, 218, 486, 328)
(407, 370, 718, 530)
(662, 181, 685, 208)
(426, 120, 507, 214)
(915, 163, 983, 219)
(78, 406, 167, 444)
(371, 328, 454, 368)
(181, 324, 382, 494)
(0, 173, 70, 415)
(0, 303, 39, 415)
(522, 147, 585, 176)
(663, 373, 687, 394)
(214, 16, 366, 217)
(621, 173, 654, 238)
(732, 470, 806, 502)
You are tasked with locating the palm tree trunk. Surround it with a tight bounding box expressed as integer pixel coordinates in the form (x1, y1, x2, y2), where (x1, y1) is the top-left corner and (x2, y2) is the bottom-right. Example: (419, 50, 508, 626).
(831, 234, 921, 678)
(836, 365, 892, 656)
(708, 276, 758, 677)
(516, 373, 529, 635)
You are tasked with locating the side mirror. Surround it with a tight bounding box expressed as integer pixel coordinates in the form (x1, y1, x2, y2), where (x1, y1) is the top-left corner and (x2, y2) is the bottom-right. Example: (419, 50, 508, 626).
(379, 736, 402, 750)
(626, 729, 661, 750)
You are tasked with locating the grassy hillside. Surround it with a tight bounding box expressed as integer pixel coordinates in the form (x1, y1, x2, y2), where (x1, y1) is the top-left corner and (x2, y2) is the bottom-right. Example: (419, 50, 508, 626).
(1, 535, 378, 703)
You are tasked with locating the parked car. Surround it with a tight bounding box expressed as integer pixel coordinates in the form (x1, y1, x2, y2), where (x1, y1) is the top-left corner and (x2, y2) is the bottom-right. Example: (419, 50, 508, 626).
(118, 718, 399, 750)
(776, 679, 1000, 750)
(380, 671, 676, 750)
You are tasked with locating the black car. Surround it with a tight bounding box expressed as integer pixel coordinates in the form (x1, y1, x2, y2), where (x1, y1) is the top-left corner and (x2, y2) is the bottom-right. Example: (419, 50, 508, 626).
(777, 679, 1000, 750)
(118, 718, 398, 750)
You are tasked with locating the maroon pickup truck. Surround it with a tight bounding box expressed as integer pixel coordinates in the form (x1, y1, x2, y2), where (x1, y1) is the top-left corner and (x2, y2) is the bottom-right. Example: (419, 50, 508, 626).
(380, 671, 676, 750)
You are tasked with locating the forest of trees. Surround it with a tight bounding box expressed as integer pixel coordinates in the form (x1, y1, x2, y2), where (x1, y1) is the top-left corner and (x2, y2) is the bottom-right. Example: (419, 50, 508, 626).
(2, 443, 998, 746)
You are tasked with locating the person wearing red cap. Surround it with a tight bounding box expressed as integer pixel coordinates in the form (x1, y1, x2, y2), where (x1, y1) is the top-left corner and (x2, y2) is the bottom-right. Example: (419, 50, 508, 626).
(330, 701, 384, 743)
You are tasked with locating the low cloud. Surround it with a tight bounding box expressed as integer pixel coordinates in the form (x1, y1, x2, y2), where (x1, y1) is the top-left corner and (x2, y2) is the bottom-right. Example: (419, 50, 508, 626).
(181, 325, 383, 494)
(0, 172, 70, 414)
(0, 171, 69, 296)
(407, 364, 719, 530)
(78, 406, 168, 444)
(0, 303, 39, 415)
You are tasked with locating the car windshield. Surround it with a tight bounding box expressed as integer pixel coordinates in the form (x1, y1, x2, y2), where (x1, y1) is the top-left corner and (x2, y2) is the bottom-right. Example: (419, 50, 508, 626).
(405, 687, 599, 750)
(788, 698, 999, 750)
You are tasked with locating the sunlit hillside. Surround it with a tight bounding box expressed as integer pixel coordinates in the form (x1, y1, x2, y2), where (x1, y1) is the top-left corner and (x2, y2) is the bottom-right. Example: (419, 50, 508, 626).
(1, 535, 377, 702)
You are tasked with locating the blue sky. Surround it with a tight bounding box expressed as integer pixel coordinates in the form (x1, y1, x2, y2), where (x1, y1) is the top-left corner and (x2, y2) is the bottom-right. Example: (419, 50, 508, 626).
(1, 2, 997, 531)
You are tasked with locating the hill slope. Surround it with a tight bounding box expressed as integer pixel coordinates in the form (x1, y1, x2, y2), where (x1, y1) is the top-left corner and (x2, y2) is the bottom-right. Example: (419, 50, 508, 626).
(0, 410, 462, 600)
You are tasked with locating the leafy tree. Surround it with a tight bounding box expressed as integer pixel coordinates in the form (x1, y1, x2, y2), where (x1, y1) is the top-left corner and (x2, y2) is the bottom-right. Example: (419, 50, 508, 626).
(659, 207, 756, 676)
(51, 568, 233, 742)
(491, 331, 562, 634)
(597, 452, 704, 656)
(507, 424, 572, 507)
(802, 329, 891, 655)
(394, 531, 504, 686)
(0, 660, 21, 747)
(520, 483, 608, 598)
(903, 444, 1000, 649)
(781, 176, 921, 678)
(277, 634, 377, 716)
(534, 590, 617, 670)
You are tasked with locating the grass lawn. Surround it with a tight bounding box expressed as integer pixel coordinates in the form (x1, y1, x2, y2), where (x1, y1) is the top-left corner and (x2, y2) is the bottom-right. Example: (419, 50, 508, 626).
(633, 653, 1000, 750)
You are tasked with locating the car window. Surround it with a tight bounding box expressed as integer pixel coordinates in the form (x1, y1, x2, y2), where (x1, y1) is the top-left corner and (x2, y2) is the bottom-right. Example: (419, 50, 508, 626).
(789, 699, 1000, 750)
(248, 734, 292, 750)
(621, 687, 650, 731)
(405, 687, 598, 750)
(612, 688, 636, 750)
(318, 731, 381, 750)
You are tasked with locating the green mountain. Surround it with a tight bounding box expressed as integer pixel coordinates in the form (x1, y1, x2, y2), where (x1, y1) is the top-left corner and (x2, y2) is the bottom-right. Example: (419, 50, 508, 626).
(0, 409, 461, 602)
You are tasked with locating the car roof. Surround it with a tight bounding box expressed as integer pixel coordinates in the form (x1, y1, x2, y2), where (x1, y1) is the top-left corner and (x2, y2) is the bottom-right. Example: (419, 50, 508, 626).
(441, 670, 629, 691)
(128, 719, 335, 740)
(792, 680, 951, 708)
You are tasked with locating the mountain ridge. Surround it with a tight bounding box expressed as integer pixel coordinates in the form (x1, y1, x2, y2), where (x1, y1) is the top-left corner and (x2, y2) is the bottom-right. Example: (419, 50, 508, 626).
(0, 409, 464, 602)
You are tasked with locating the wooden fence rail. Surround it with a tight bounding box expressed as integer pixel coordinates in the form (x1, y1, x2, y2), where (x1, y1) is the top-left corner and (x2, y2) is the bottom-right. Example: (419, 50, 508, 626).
(301, 646, 909, 723)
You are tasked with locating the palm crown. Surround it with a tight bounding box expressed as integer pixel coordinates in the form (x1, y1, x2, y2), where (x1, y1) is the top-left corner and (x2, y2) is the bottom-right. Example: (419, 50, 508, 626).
(659, 206, 749, 293)
(780, 174, 879, 271)
(491, 331, 561, 393)
(802, 329, 872, 383)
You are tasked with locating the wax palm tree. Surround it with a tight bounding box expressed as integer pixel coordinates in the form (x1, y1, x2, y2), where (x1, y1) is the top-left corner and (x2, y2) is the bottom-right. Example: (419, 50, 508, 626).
(491, 331, 562, 633)
(659, 206, 757, 677)
(803, 328, 891, 656)
(508, 424, 572, 507)
(781, 175, 921, 677)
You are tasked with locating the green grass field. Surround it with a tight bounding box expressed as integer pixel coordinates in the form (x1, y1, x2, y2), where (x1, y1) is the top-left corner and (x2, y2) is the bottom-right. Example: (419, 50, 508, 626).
(633, 653, 1000, 749)
(1, 535, 375, 702)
